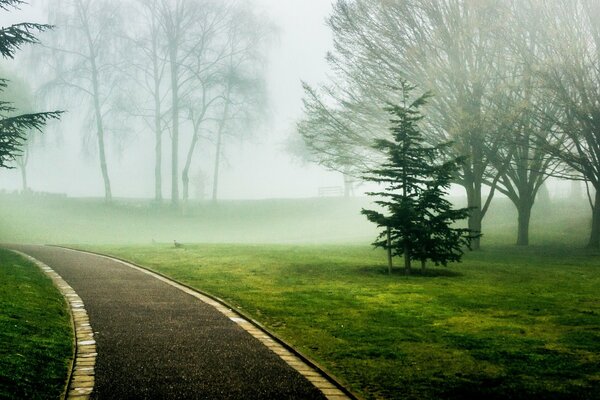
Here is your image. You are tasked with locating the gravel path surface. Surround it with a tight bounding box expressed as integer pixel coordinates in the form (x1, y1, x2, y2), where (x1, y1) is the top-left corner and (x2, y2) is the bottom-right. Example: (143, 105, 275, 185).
(12, 245, 326, 400)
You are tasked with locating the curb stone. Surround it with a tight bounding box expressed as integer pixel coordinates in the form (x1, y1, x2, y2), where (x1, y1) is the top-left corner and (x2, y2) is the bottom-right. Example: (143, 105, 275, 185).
(12, 250, 97, 400)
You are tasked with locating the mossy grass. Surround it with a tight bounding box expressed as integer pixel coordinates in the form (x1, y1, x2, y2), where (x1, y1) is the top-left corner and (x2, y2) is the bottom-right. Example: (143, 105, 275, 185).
(2, 193, 599, 398)
(0, 249, 72, 400)
(85, 243, 600, 400)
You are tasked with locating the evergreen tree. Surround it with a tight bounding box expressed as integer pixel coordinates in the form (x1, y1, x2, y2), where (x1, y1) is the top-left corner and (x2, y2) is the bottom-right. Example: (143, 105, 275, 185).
(361, 82, 474, 275)
(0, 0, 61, 169)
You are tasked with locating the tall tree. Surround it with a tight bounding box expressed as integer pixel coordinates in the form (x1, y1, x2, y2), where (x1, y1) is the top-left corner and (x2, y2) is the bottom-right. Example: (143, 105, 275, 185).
(0, 0, 60, 170)
(362, 84, 473, 275)
(483, 9, 564, 246)
(299, 0, 509, 249)
(41, 0, 124, 202)
(158, 0, 202, 208)
(178, 0, 230, 205)
(209, 4, 270, 202)
(121, 0, 170, 203)
(523, 0, 600, 247)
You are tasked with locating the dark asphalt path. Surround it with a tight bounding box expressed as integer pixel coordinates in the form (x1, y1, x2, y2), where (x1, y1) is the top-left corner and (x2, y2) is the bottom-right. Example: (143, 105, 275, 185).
(12, 245, 326, 400)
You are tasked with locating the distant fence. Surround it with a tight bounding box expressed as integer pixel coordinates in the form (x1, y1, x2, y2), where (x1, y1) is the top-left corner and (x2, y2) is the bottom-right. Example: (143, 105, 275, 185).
(318, 186, 344, 197)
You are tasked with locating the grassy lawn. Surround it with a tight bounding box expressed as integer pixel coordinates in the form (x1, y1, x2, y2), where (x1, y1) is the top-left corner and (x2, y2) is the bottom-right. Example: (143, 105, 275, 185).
(2, 193, 599, 399)
(85, 243, 600, 400)
(0, 249, 72, 400)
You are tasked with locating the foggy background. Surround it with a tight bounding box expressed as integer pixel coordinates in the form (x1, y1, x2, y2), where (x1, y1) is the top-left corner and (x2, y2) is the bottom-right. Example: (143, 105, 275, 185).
(0, 0, 343, 200)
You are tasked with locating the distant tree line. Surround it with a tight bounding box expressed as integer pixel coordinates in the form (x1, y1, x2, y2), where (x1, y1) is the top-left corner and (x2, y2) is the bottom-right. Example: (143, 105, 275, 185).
(18, 0, 272, 206)
(298, 0, 600, 249)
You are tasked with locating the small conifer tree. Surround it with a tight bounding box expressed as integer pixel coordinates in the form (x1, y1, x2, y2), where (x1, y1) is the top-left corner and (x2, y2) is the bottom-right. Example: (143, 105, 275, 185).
(361, 82, 474, 275)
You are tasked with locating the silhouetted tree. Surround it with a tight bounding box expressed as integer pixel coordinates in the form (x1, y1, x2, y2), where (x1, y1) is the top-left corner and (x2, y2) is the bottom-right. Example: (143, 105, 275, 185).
(362, 84, 473, 275)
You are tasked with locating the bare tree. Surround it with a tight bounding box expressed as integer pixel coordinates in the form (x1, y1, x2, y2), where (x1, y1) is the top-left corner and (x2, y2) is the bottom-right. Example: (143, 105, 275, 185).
(209, 4, 270, 202)
(524, 0, 600, 247)
(119, 0, 170, 203)
(41, 0, 125, 202)
(158, 0, 203, 208)
(299, 0, 510, 249)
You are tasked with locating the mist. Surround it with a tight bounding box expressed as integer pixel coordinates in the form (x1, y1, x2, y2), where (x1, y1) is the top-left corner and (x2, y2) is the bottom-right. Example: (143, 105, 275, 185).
(0, 0, 342, 200)
(0, 0, 597, 249)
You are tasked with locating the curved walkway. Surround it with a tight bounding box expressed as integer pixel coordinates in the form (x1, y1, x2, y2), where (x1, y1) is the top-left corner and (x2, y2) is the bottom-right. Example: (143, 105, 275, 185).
(10, 245, 346, 400)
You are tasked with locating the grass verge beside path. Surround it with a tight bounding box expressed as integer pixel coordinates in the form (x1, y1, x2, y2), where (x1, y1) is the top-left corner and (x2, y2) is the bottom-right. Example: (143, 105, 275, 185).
(86, 243, 600, 400)
(0, 249, 72, 400)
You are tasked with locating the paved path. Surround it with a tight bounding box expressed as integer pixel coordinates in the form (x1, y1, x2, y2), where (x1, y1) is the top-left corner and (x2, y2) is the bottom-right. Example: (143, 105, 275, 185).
(11, 245, 328, 400)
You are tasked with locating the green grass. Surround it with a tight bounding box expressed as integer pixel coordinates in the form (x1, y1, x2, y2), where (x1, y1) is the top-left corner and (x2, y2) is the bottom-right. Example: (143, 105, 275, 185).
(2, 193, 599, 399)
(0, 249, 72, 400)
(0, 193, 377, 245)
(84, 243, 600, 400)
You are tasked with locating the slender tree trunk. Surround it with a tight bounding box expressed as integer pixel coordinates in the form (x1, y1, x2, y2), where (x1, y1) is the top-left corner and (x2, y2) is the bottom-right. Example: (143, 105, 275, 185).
(587, 187, 600, 248)
(153, 37, 162, 203)
(169, 43, 180, 208)
(154, 106, 162, 203)
(212, 91, 231, 203)
(182, 133, 199, 204)
(85, 30, 111, 202)
(386, 226, 392, 275)
(211, 130, 223, 202)
(20, 164, 28, 192)
(343, 170, 353, 198)
(404, 241, 411, 275)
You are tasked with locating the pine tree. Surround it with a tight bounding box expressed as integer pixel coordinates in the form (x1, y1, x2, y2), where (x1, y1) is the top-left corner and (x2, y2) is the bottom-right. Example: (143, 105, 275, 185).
(361, 82, 475, 275)
(0, 0, 61, 169)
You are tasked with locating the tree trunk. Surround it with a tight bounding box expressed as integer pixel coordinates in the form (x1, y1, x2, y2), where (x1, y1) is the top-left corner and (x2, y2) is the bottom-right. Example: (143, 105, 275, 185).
(86, 30, 111, 202)
(587, 187, 600, 248)
(153, 37, 162, 203)
(386, 227, 392, 275)
(516, 200, 532, 246)
(212, 90, 231, 203)
(169, 43, 180, 208)
(343, 172, 353, 198)
(182, 132, 200, 204)
(404, 241, 411, 275)
(155, 110, 162, 203)
(212, 128, 223, 203)
(466, 183, 482, 250)
(20, 163, 28, 192)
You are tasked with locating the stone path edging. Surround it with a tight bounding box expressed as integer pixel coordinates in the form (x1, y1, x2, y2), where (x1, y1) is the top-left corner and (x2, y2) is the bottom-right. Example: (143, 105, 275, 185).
(12, 250, 97, 400)
(56, 246, 358, 400)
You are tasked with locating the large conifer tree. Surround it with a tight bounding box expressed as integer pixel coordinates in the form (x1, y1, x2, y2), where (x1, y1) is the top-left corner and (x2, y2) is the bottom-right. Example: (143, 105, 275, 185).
(362, 82, 474, 275)
(0, 0, 60, 169)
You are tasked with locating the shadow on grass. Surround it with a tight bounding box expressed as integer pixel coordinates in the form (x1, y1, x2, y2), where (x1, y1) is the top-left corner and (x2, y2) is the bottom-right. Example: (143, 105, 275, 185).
(359, 265, 463, 278)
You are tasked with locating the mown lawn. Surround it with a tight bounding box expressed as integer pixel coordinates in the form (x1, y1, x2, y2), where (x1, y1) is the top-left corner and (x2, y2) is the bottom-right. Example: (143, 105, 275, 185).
(0, 249, 72, 400)
(86, 243, 600, 400)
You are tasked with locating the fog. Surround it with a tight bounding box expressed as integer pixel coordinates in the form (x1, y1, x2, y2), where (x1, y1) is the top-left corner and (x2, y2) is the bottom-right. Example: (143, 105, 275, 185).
(1, 0, 599, 249)
(0, 0, 341, 200)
